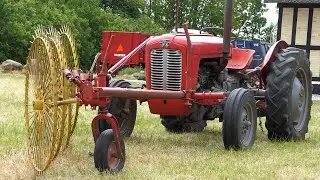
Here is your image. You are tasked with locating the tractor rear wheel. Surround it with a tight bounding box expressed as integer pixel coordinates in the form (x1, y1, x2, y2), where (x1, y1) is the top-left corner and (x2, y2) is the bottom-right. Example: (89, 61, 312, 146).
(265, 47, 312, 140)
(161, 104, 207, 132)
(99, 80, 137, 137)
(223, 88, 257, 150)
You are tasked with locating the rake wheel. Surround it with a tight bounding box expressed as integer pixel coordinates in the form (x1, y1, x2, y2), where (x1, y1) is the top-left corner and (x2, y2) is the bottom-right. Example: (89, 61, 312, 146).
(59, 26, 80, 149)
(47, 28, 68, 157)
(25, 35, 59, 172)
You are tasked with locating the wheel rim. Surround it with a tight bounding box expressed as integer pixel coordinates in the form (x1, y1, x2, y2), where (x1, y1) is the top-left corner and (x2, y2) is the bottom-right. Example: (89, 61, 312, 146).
(60, 26, 79, 149)
(291, 68, 308, 131)
(240, 102, 254, 146)
(47, 29, 68, 158)
(107, 142, 121, 170)
(25, 37, 58, 171)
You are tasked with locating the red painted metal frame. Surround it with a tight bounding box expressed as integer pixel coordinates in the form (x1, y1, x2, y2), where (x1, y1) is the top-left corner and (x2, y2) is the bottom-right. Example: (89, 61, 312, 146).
(91, 113, 124, 159)
(183, 24, 192, 91)
(62, 70, 227, 106)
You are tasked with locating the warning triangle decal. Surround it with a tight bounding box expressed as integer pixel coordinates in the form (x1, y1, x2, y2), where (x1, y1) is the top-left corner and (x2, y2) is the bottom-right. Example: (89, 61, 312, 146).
(117, 44, 124, 52)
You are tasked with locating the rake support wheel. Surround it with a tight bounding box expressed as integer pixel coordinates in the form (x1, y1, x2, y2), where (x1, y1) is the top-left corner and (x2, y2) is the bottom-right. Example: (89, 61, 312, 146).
(94, 129, 125, 173)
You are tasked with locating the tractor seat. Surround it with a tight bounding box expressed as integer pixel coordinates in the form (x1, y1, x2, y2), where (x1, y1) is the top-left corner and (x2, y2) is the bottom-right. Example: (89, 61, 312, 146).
(226, 48, 255, 70)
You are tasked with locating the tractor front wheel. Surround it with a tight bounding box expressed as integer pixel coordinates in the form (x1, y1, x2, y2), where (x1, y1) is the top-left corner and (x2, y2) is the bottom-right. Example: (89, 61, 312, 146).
(223, 88, 257, 150)
(265, 47, 312, 140)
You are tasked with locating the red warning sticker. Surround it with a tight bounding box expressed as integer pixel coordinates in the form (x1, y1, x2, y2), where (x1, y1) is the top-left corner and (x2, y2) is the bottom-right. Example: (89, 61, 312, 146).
(117, 44, 124, 52)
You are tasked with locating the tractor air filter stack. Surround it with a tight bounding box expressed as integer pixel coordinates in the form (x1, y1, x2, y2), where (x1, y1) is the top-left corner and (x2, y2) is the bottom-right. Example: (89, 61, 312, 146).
(223, 0, 232, 61)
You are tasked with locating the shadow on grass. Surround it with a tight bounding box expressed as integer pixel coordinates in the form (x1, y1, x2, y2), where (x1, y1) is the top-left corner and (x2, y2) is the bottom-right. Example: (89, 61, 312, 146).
(127, 128, 224, 149)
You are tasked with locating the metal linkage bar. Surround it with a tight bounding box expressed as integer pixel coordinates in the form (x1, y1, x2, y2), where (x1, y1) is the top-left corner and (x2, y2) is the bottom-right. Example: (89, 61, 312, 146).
(56, 98, 78, 106)
(108, 37, 153, 75)
(98, 87, 185, 99)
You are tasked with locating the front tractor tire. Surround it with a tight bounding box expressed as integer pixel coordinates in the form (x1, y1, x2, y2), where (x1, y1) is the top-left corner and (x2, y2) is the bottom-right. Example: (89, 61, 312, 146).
(265, 47, 312, 140)
(223, 88, 257, 150)
(99, 80, 137, 137)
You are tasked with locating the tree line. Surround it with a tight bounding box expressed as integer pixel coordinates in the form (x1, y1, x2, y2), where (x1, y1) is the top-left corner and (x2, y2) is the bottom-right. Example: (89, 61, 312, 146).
(0, 0, 269, 69)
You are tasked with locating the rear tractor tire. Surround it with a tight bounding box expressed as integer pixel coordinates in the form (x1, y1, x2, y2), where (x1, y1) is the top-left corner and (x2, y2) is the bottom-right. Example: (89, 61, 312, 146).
(265, 47, 312, 140)
(223, 88, 257, 150)
(99, 80, 137, 137)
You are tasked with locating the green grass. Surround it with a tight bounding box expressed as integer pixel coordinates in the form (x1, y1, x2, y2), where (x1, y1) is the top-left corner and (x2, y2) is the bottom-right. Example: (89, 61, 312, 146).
(114, 67, 144, 80)
(116, 67, 144, 76)
(1, 71, 320, 179)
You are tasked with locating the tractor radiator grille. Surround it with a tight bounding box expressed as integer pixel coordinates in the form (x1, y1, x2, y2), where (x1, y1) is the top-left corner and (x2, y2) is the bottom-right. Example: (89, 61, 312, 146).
(150, 49, 182, 91)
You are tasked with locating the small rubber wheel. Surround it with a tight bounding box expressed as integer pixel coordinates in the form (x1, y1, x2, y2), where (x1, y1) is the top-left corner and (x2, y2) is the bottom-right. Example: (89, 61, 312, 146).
(94, 129, 125, 173)
(265, 47, 312, 140)
(99, 80, 137, 137)
(223, 88, 257, 150)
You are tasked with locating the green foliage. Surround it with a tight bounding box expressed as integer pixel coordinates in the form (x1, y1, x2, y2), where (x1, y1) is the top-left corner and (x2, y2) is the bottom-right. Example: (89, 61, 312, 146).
(260, 23, 276, 43)
(148, 0, 267, 39)
(101, 0, 147, 18)
(0, 0, 164, 69)
(233, 0, 268, 39)
(0, 0, 267, 68)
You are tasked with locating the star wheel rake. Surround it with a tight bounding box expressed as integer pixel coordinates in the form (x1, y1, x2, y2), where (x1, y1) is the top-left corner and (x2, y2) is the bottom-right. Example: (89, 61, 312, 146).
(59, 26, 80, 150)
(25, 29, 59, 172)
(25, 26, 80, 172)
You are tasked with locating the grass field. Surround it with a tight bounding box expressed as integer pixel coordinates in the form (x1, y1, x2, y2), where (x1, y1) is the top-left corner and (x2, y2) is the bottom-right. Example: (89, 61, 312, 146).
(1, 71, 320, 179)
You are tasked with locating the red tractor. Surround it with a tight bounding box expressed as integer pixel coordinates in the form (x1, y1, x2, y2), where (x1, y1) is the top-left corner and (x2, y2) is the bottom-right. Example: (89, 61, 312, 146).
(25, 0, 312, 174)
(91, 0, 312, 172)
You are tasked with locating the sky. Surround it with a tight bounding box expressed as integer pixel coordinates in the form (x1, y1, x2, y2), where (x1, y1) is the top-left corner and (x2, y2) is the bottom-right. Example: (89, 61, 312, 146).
(263, 3, 278, 26)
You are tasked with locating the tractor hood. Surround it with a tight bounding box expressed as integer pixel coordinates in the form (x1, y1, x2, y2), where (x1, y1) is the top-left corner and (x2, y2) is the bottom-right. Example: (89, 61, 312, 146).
(146, 33, 229, 57)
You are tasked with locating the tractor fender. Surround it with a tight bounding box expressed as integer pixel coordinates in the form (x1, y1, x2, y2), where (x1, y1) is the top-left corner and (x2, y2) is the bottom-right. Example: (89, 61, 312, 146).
(259, 40, 288, 84)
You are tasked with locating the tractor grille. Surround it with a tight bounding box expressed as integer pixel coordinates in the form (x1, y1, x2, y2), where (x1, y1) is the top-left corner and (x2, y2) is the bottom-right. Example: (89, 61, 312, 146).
(150, 49, 182, 91)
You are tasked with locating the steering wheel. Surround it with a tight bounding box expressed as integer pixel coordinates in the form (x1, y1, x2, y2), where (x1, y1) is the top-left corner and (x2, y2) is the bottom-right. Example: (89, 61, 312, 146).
(200, 27, 224, 36)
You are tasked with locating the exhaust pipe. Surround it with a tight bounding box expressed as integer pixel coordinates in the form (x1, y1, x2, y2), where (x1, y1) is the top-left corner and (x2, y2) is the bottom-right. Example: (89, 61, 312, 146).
(223, 0, 232, 61)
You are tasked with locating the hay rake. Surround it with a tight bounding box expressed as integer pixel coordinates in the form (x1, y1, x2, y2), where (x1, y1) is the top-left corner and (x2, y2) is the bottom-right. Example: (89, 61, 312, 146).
(25, 26, 79, 171)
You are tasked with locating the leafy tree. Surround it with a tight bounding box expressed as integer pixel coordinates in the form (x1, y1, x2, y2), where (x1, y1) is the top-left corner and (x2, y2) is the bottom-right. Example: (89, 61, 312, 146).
(0, 0, 267, 68)
(100, 0, 146, 18)
(0, 0, 164, 68)
(233, 0, 267, 39)
(147, 0, 267, 39)
(260, 23, 276, 43)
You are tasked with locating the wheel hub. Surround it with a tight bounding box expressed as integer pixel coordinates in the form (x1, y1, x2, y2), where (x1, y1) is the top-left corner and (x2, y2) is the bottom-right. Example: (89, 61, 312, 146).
(107, 142, 121, 169)
(33, 100, 44, 110)
(291, 77, 306, 131)
(241, 110, 252, 138)
(33, 87, 44, 110)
